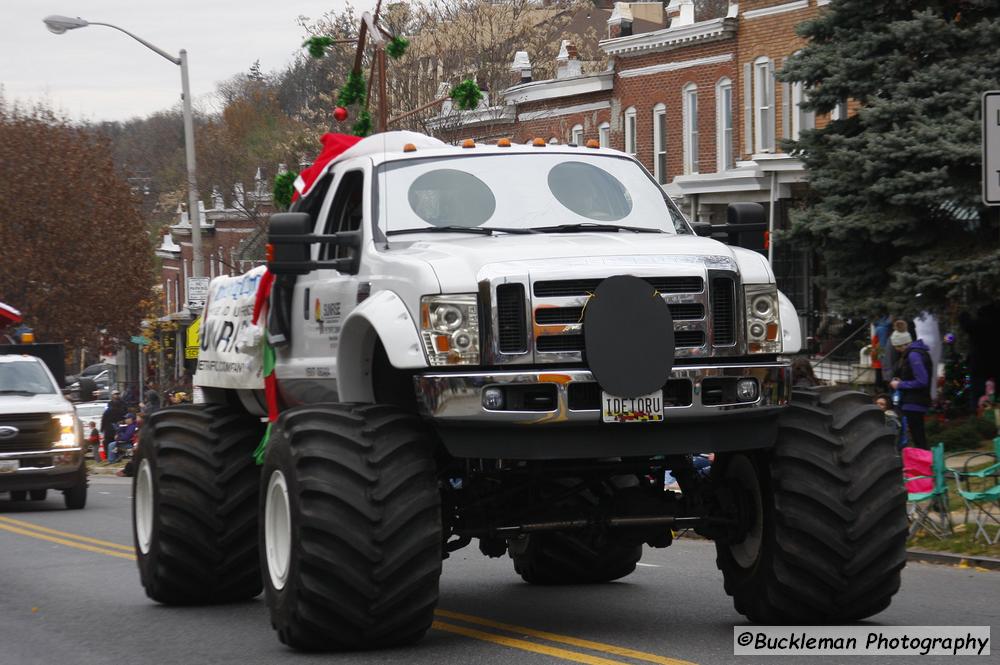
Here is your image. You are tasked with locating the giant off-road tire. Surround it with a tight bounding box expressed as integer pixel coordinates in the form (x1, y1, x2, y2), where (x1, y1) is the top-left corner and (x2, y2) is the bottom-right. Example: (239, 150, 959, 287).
(716, 387, 908, 623)
(260, 404, 442, 651)
(133, 403, 265, 604)
(509, 481, 642, 585)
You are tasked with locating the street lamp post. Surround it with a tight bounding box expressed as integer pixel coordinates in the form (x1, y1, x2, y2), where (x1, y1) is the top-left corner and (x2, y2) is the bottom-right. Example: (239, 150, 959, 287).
(44, 15, 204, 281)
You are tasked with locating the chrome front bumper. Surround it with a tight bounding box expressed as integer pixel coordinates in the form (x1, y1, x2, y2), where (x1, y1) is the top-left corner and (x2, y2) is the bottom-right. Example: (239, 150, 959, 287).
(414, 362, 790, 425)
(0, 448, 84, 476)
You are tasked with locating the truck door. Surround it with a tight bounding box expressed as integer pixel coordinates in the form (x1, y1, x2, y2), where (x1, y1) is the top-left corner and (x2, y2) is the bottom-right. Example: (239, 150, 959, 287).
(288, 166, 367, 389)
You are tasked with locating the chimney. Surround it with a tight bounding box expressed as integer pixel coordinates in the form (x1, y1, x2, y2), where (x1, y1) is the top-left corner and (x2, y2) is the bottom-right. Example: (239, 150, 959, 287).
(556, 40, 582, 79)
(511, 50, 532, 85)
(233, 183, 245, 207)
(211, 185, 224, 210)
(668, 0, 695, 27)
(607, 2, 633, 39)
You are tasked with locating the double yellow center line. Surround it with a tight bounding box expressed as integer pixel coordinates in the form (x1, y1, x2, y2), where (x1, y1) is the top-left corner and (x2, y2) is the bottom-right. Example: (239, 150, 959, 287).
(0, 515, 696, 665)
(0, 515, 136, 560)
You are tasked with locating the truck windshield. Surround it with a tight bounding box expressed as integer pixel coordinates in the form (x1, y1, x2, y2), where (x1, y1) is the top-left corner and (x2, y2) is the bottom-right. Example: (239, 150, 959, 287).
(376, 153, 689, 236)
(0, 361, 57, 395)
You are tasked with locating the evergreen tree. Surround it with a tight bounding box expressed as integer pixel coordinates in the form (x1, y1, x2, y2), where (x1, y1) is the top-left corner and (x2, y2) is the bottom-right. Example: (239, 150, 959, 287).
(780, 0, 1000, 318)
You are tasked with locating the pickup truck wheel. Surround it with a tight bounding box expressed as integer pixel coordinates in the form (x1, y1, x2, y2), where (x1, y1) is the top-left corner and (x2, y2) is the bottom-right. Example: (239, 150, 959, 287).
(509, 533, 642, 585)
(261, 404, 441, 651)
(508, 481, 642, 585)
(63, 467, 87, 509)
(30, 489, 47, 501)
(715, 388, 907, 623)
(133, 404, 265, 605)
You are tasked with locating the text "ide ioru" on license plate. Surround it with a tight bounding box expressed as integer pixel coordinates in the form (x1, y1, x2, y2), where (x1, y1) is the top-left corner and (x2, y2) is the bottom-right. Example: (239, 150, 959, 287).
(601, 390, 664, 423)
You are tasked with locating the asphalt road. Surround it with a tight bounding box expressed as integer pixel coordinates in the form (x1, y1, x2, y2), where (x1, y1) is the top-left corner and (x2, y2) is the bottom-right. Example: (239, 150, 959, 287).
(0, 477, 996, 665)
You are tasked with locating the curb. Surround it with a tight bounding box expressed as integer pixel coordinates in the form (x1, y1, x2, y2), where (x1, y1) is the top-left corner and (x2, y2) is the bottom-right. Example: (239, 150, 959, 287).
(907, 549, 1000, 571)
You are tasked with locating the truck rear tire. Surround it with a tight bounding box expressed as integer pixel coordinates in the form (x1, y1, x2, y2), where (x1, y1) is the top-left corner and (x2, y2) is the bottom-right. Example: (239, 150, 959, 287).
(509, 533, 642, 585)
(10, 490, 26, 502)
(508, 481, 642, 585)
(133, 403, 264, 604)
(260, 404, 441, 651)
(30, 489, 47, 501)
(715, 387, 907, 623)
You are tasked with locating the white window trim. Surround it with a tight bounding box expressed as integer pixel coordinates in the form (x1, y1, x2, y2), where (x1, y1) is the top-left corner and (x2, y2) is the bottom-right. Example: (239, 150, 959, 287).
(624, 106, 637, 155)
(682, 83, 699, 175)
(753, 56, 775, 153)
(571, 124, 583, 146)
(790, 81, 815, 140)
(652, 103, 667, 184)
(598, 121, 610, 148)
(716, 78, 733, 172)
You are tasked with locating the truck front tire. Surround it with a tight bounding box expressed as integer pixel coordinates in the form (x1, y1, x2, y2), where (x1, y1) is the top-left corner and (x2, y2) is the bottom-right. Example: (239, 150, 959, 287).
(63, 467, 87, 510)
(261, 404, 442, 651)
(716, 388, 907, 623)
(133, 404, 264, 604)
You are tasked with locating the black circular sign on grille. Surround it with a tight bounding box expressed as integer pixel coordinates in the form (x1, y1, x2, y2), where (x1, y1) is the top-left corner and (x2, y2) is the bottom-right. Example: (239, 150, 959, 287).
(583, 275, 674, 398)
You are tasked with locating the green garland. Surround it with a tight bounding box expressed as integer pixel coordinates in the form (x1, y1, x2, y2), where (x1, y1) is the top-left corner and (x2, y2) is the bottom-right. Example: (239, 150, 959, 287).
(273, 171, 296, 210)
(337, 70, 367, 108)
(352, 109, 372, 137)
(450, 79, 482, 111)
(302, 36, 334, 59)
(386, 36, 409, 59)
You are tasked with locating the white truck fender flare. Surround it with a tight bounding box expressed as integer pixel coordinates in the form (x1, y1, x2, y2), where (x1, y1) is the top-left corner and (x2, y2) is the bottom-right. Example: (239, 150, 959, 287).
(337, 290, 427, 402)
(777, 289, 803, 354)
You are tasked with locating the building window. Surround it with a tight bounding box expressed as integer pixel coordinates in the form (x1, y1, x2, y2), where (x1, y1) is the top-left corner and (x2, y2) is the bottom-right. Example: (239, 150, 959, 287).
(829, 99, 848, 121)
(624, 107, 637, 155)
(571, 124, 583, 146)
(652, 104, 667, 184)
(716, 78, 734, 171)
(682, 84, 699, 175)
(598, 122, 610, 148)
(790, 81, 814, 140)
(753, 57, 775, 153)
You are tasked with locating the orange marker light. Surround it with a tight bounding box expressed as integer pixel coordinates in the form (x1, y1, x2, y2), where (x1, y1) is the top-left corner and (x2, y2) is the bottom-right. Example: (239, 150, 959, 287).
(532, 137, 546, 147)
(497, 138, 512, 147)
(265, 243, 274, 262)
(434, 335, 450, 352)
(403, 143, 417, 152)
(462, 139, 476, 148)
(766, 322, 780, 341)
(586, 139, 600, 148)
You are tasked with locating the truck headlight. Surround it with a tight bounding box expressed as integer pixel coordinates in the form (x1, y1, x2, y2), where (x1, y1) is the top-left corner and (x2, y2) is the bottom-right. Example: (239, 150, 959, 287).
(53, 412, 77, 448)
(744, 285, 782, 354)
(420, 295, 480, 366)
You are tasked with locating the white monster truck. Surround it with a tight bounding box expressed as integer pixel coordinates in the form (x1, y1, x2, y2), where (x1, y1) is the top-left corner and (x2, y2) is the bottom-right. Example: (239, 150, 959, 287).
(132, 131, 907, 650)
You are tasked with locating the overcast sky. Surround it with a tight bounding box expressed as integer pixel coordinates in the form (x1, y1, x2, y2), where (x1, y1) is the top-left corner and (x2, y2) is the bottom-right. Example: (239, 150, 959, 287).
(2, 1, 368, 123)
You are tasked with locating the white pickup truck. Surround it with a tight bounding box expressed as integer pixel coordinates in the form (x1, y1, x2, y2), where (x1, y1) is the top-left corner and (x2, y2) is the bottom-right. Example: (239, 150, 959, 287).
(0, 354, 86, 508)
(132, 132, 907, 651)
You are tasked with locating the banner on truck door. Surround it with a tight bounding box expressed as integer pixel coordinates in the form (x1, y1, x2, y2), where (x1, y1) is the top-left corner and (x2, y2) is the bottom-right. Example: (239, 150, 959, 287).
(193, 266, 267, 390)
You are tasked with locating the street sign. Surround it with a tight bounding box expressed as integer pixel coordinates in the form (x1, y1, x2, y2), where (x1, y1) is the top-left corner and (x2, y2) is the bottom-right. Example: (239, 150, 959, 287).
(186, 277, 210, 308)
(130, 335, 150, 346)
(983, 91, 1000, 206)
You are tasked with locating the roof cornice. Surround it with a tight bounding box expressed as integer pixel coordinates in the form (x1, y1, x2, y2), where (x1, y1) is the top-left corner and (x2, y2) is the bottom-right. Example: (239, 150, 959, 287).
(503, 70, 613, 104)
(600, 16, 736, 56)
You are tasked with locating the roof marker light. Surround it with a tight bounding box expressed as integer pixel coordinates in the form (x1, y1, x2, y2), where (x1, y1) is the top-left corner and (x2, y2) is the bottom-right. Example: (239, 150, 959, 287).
(403, 143, 417, 152)
(586, 139, 600, 149)
(532, 137, 546, 147)
(497, 138, 511, 147)
(462, 139, 476, 148)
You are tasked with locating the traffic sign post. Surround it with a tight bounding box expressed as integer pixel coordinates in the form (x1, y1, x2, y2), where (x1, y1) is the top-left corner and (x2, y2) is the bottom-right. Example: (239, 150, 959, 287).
(186, 276, 210, 309)
(983, 91, 1000, 206)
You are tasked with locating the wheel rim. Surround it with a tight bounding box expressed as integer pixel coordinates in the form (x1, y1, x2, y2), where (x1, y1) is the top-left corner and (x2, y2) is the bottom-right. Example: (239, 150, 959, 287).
(726, 454, 764, 569)
(265, 470, 292, 591)
(135, 459, 154, 555)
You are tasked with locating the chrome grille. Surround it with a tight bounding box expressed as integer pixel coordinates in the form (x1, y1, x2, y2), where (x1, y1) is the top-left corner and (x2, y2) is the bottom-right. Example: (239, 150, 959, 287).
(0, 413, 57, 453)
(711, 276, 737, 346)
(533, 276, 703, 298)
(496, 284, 528, 353)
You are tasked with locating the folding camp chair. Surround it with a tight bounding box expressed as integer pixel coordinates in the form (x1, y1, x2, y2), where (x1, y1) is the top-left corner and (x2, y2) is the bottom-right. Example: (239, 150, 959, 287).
(904, 443, 952, 539)
(947, 439, 1000, 545)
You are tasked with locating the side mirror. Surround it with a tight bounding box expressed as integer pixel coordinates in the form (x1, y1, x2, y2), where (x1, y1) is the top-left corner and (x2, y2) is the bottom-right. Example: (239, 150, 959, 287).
(724, 203, 768, 254)
(268, 212, 313, 275)
(689, 221, 714, 237)
(78, 378, 96, 403)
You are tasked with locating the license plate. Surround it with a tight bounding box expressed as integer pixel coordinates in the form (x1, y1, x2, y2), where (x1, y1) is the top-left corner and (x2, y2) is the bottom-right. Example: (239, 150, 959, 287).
(601, 390, 664, 423)
(0, 460, 18, 474)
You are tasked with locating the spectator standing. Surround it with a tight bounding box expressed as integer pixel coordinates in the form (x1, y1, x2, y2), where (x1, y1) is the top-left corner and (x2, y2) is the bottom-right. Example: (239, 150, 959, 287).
(100, 390, 127, 457)
(890, 322, 933, 450)
(143, 380, 161, 415)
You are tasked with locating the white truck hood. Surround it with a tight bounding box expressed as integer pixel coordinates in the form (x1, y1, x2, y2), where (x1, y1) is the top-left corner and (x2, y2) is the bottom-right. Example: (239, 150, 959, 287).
(400, 233, 773, 292)
(0, 392, 74, 415)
